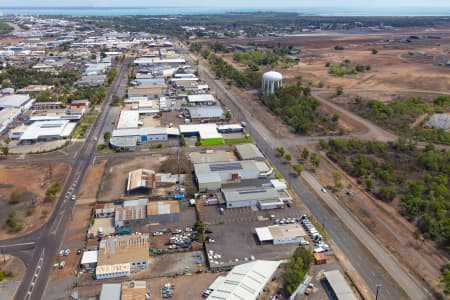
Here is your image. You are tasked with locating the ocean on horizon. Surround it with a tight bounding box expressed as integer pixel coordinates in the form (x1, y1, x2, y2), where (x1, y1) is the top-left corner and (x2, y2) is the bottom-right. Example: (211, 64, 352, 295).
(0, 6, 449, 17)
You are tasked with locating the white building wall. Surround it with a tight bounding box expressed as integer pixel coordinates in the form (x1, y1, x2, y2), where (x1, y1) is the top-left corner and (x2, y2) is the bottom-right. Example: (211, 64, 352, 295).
(273, 236, 302, 245)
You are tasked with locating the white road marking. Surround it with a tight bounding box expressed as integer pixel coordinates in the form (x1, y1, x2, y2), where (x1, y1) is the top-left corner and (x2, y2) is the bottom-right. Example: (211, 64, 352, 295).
(1, 241, 36, 247)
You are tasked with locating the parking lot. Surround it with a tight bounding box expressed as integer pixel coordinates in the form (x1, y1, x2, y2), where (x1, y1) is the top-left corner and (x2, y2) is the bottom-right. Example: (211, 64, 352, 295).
(199, 203, 307, 225)
(148, 206, 197, 234)
(198, 203, 313, 267)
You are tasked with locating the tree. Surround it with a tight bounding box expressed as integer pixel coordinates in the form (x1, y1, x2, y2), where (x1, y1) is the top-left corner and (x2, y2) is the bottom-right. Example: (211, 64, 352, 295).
(336, 86, 344, 96)
(284, 154, 292, 164)
(1, 79, 12, 88)
(293, 164, 304, 176)
(283, 247, 313, 295)
(0, 144, 9, 157)
(276, 147, 285, 157)
(365, 178, 373, 191)
(333, 171, 343, 190)
(441, 263, 450, 296)
(6, 211, 23, 233)
(372, 48, 379, 55)
(310, 153, 320, 169)
(302, 148, 309, 161)
(103, 131, 111, 143)
(224, 111, 231, 121)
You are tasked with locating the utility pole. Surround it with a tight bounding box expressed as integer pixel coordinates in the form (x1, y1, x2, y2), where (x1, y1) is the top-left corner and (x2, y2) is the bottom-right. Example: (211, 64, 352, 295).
(375, 284, 382, 300)
(1, 248, 6, 265)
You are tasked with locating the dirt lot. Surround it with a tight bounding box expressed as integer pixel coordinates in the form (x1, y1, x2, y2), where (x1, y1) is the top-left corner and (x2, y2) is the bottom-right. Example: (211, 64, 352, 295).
(78, 160, 107, 204)
(203, 30, 450, 138)
(0, 162, 70, 239)
(98, 155, 167, 202)
(147, 251, 205, 277)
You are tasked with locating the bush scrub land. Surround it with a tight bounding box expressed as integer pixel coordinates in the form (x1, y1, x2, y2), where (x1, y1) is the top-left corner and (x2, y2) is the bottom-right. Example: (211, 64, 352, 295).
(320, 139, 450, 252)
(262, 85, 340, 135)
(351, 95, 450, 145)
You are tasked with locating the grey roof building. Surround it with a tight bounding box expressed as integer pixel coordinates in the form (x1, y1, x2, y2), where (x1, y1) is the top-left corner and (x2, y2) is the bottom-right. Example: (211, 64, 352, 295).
(222, 186, 280, 208)
(187, 106, 224, 120)
(235, 144, 265, 161)
(194, 160, 272, 191)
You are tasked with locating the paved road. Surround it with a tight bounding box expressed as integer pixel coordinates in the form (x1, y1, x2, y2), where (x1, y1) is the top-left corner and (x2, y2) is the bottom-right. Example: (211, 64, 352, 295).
(195, 58, 431, 300)
(0, 58, 130, 300)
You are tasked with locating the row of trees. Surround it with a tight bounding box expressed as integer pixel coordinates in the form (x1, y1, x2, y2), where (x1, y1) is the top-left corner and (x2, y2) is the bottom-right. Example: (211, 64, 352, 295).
(207, 52, 262, 89)
(261, 84, 339, 135)
(0, 67, 79, 90)
(321, 139, 450, 251)
(190, 44, 262, 89)
(282, 247, 313, 295)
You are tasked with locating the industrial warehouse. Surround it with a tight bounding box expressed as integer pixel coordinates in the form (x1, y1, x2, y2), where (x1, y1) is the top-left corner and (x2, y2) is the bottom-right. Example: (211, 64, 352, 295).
(194, 160, 273, 191)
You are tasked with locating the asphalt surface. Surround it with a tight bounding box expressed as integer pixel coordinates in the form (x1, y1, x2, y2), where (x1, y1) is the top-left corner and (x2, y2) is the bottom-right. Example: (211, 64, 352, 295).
(194, 57, 431, 300)
(0, 58, 130, 300)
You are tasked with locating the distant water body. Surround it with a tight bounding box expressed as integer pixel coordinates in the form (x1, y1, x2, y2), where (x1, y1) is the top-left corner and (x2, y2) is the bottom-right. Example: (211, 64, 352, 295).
(1, 6, 450, 16)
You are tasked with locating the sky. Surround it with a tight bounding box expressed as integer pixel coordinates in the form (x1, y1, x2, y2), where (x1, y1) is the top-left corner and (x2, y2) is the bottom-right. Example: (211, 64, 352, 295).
(3, 0, 450, 8)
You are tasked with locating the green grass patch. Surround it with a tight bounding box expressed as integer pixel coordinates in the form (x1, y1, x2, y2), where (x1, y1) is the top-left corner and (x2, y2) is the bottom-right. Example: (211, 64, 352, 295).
(0, 21, 12, 35)
(96, 144, 114, 153)
(200, 138, 225, 146)
(224, 135, 253, 145)
(72, 111, 98, 139)
(309, 217, 330, 241)
(273, 167, 284, 180)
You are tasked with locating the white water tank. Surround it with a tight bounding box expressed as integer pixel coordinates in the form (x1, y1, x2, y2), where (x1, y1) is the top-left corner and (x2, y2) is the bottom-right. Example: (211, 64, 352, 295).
(262, 71, 283, 95)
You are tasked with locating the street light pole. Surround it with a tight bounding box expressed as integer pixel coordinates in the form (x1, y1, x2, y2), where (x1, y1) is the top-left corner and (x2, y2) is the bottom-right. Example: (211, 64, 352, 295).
(375, 284, 382, 300)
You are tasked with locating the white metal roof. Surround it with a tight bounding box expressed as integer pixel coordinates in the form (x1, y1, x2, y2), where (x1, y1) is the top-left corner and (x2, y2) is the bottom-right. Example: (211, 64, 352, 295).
(112, 127, 179, 137)
(179, 123, 222, 140)
(207, 260, 281, 300)
(323, 270, 358, 300)
(99, 283, 122, 300)
(0, 94, 31, 108)
(117, 110, 139, 129)
(134, 57, 185, 65)
(20, 120, 76, 141)
(81, 250, 98, 265)
(255, 227, 273, 242)
(270, 179, 287, 191)
(188, 106, 224, 119)
(187, 94, 216, 103)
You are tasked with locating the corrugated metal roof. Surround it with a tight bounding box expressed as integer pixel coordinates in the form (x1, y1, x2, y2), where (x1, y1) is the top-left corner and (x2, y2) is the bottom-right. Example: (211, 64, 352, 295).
(188, 106, 224, 119)
(235, 144, 264, 160)
(207, 260, 280, 300)
(323, 270, 358, 300)
(222, 186, 280, 203)
(81, 250, 98, 265)
(99, 283, 122, 300)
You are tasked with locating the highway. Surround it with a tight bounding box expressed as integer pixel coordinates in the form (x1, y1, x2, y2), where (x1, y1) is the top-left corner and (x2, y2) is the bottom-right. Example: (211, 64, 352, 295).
(0, 57, 130, 300)
(194, 59, 431, 300)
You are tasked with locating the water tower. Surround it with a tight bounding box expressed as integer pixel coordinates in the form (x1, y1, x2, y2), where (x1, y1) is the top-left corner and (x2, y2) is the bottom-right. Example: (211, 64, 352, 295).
(262, 71, 283, 95)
